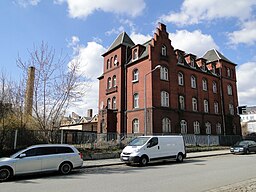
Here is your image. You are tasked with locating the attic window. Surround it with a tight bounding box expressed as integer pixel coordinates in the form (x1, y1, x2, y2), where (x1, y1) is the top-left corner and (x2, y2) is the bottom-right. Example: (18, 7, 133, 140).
(161, 45, 167, 56)
(191, 58, 195, 68)
(212, 64, 216, 74)
(178, 54, 184, 65)
(133, 49, 138, 60)
(202, 63, 206, 71)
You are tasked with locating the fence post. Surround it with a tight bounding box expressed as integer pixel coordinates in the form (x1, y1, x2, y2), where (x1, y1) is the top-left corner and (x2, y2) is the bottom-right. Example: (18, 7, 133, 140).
(61, 130, 64, 144)
(14, 129, 18, 150)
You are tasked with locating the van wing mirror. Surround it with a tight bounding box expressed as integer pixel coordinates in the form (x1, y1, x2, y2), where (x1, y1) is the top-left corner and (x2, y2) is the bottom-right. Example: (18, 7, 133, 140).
(147, 142, 151, 148)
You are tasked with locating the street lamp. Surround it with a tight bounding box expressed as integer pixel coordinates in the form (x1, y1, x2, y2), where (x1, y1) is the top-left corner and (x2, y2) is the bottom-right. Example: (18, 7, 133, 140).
(144, 65, 162, 135)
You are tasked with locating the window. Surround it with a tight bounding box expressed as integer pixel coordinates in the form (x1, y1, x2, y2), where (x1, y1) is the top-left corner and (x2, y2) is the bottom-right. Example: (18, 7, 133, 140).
(160, 67, 168, 80)
(107, 59, 110, 69)
(194, 121, 200, 134)
(192, 97, 198, 111)
(191, 75, 197, 88)
(191, 58, 195, 68)
(212, 81, 217, 93)
(202, 79, 208, 91)
(212, 64, 216, 74)
(114, 55, 118, 66)
(227, 85, 233, 95)
(162, 118, 171, 133)
(214, 102, 219, 114)
(133, 49, 138, 60)
(178, 72, 184, 86)
(112, 97, 116, 109)
(227, 68, 231, 77)
(202, 63, 206, 71)
(107, 98, 111, 109)
(161, 45, 167, 56)
(132, 119, 139, 133)
(179, 95, 185, 110)
(133, 69, 139, 82)
(180, 120, 187, 134)
(161, 91, 169, 107)
(204, 100, 209, 113)
(205, 122, 211, 135)
(216, 123, 221, 135)
(178, 54, 184, 64)
(148, 137, 158, 147)
(112, 75, 116, 87)
(133, 93, 139, 108)
(107, 77, 111, 89)
(229, 104, 234, 115)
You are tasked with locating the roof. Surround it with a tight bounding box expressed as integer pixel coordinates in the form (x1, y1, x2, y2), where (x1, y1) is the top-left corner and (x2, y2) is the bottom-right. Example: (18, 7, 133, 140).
(107, 32, 135, 52)
(203, 49, 234, 64)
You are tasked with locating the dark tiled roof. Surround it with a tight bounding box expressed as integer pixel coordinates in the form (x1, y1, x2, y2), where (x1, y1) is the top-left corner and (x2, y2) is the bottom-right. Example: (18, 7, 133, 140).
(203, 49, 234, 64)
(107, 32, 135, 52)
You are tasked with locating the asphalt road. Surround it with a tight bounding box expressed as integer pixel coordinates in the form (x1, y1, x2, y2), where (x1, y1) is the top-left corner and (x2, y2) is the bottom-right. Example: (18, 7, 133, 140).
(1, 154, 256, 192)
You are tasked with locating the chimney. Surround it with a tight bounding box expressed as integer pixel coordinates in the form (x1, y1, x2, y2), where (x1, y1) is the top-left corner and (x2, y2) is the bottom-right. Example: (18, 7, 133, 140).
(87, 109, 93, 118)
(24, 66, 35, 116)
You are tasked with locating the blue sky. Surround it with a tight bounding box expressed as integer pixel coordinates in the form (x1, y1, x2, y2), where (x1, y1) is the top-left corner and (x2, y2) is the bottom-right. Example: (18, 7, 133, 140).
(1, 0, 256, 116)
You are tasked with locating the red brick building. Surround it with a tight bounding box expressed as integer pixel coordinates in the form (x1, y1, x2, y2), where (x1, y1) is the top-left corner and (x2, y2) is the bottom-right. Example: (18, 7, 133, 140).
(98, 23, 241, 136)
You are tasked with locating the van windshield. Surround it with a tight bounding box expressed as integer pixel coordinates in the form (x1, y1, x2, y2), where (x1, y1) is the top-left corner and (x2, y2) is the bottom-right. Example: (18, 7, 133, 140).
(128, 137, 150, 146)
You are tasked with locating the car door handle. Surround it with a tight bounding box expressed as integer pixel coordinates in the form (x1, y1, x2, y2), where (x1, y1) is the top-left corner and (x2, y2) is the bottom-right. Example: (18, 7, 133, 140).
(158, 146, 160, 150)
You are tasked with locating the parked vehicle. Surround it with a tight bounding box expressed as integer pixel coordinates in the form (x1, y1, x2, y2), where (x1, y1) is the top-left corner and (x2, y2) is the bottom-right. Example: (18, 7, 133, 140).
(0, 144, 83, 182)
(230, 140, 256, 154)
(120, 136, 186, 166)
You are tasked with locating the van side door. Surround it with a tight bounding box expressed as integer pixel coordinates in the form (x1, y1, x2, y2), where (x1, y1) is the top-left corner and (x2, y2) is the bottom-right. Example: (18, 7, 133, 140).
(146, 137, 160, 160)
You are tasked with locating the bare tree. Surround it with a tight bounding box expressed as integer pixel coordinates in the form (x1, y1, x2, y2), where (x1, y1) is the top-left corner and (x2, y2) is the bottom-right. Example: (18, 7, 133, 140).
(17, 42, 88, 141)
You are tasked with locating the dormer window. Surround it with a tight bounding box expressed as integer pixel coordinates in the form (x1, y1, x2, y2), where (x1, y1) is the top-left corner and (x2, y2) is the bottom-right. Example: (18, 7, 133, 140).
(202, 63, 206, 71)
(191, 58, 195, 68)
(178, 54, 184, 65)
(212, 64, 216, 74)
(133, 49, 138, 60)
(161, 45, 167, 56)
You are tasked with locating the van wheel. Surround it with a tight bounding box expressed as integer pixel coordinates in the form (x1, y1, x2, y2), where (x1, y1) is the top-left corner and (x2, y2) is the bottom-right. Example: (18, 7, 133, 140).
(176, 153, 184, 163)
(140, 156, 148, 166)
(0, 167, 12, 182)
(59, 162, 72, 175)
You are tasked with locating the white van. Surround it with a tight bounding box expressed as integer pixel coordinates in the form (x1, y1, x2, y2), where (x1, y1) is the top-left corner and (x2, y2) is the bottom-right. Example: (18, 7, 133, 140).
(120, 136, 186, 166)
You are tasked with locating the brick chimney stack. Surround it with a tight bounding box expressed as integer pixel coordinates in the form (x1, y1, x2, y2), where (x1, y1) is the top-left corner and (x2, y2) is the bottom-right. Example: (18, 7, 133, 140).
(24, 66, 35, 116)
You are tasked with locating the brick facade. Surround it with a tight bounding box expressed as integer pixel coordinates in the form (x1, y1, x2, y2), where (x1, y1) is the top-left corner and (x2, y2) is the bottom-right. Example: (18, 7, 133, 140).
(98, 23, 241, 136)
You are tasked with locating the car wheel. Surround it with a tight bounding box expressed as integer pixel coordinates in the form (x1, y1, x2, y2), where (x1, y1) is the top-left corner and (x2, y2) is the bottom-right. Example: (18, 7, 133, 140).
(59, 162, 72, 175)
(176, 153, 184, 163)
(246, 149, 250, 154)
(0, 167, 12, 182)
(140, 156, 148, 166)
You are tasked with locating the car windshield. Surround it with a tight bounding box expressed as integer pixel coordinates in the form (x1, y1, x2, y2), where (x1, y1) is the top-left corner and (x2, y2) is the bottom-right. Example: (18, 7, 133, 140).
(236, 141, 250, 146)
(128, 137, 150, 146)
(10, 148, 26, 158)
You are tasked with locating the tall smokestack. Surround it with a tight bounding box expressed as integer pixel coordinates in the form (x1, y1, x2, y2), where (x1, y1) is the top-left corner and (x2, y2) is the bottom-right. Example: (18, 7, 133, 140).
(87, 109, 93, 118)
(24, 66, 35, 116)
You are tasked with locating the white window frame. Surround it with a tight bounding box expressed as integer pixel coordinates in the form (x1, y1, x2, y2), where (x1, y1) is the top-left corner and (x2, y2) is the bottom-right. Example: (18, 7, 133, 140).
(194, 121, 200, 134)
(112, 75, 116, 87)
(107, 77, 111, 89)
(161, 45, 167, 56)
(132, 119, 139, 133)
(161, 91, 169, 107)
(213, 81, 217, 93)
(214, 102, 219, 114)
(133, 69, 139, 82)
(114, 55, 118, 66)
(179, 95, 185, 110)
(162, 118, 171, 133)
(227, 85, 233, 95)
(160, 67, 168, 81)
(191, 75, 197, 88)
(192, 97, 198, 111)
(227, 68, 231, 77)
(112, 97, 116, 109)
(178, 72, 184, 86)
(133, 93, 139, 108)
(180, 120, 187, 134)
(229, 103, 234, 115)
(202, 79, 208, 91)
(107, 98, 111, 109)
(204, 99, 209, 113)
(191, 58, 195, 68)
(178, 55, 184, 65)
(216, 123, 221, 135)
(205, 122, 211, 135)
(133, 49, 138, 60)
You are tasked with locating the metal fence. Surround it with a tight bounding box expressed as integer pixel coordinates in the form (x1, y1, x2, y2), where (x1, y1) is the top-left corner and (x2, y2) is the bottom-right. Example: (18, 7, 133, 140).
(0, 129, 242, 154)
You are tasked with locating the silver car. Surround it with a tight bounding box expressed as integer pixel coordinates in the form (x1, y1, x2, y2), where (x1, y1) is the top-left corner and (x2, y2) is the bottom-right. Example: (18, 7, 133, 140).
(0, 144, 83, 182)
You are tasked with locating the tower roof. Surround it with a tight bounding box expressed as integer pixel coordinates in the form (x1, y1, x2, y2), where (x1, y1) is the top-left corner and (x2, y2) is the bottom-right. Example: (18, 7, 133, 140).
(107, 32, 135, 52)
(203, 49, 235, 64)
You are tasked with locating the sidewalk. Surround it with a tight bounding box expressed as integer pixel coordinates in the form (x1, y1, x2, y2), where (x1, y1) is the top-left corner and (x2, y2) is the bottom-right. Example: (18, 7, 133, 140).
(83, 149, 230, 168)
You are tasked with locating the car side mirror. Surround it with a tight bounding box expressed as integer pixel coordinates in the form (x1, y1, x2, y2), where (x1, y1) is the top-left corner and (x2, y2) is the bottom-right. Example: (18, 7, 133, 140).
(19, 153, 26, 158)
(147, 142, 151, 148)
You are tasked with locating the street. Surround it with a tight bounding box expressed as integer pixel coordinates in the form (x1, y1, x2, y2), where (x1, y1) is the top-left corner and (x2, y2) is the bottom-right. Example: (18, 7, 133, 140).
(1, 154, 256, 192)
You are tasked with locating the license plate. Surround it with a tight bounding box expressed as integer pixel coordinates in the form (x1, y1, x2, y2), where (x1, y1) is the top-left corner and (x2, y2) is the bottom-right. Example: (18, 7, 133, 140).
(122, 157, 128, 160)
(234, 149, 239, 152)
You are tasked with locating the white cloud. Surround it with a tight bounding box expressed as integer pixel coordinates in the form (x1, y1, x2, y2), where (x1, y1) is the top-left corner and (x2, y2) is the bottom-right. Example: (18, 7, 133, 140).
(130, 32, 152, 45)
(67, 40, 107, 115)
(237, 62, 256, 106)
(15, 0, 40, 7)
(58, 0, 146, 19)
(228, 20, 256, 45)
(169, 30, 219, 56)
(160, 0, 256, 26)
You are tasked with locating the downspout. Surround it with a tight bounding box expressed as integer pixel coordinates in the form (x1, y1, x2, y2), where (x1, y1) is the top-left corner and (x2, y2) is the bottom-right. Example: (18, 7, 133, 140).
(123, 45, 128, 137)
(219, 62, 226, 135)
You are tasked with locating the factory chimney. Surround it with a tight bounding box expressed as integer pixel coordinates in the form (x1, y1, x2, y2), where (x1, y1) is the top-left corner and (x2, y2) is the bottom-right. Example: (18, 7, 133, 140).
(24, 66, 35, 116)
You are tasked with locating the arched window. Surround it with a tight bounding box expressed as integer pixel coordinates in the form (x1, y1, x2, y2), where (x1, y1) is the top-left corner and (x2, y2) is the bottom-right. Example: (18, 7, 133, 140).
(227, 84, 233, 95)
(160, 67, 168, 80)
(192, 97, 198, 111)
(107, 77, 111, 89)
(227, 67, 231, 77)
(178, 72, 184, 86)
(229, 103, 234, 115)
(214, 102, 219, 114)
(114, 55, 118, 66)
(216, 123, 221, 135)
(107, 98, 111, 109)
(162, 118, 171, 133)
(161, 91, 169, 107)
(133, 49, 138, 60)
(133, 69, 139, 82)
(112, 97, 116, 109)
(204, 99, 209, 113)
(179, 95, 185, 110)
(161, 45, 167, 56)
(133, 93, 139, 108)
(107, 59, 110, 69)
(202, 79, 208, 91)
(212, 81, 217, 93)
(132, 119, 139, 133)
(112, 75, 116, 87)
(205, 122, 211, 135)
(180, 120, 187, 134)
(194, 121, 200, 134)
(191, 75, 197, 88)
